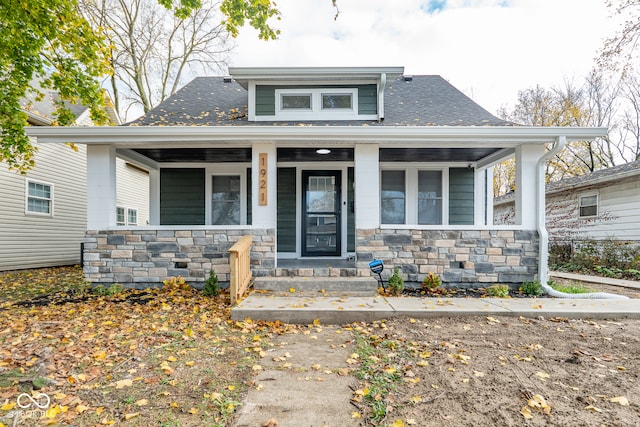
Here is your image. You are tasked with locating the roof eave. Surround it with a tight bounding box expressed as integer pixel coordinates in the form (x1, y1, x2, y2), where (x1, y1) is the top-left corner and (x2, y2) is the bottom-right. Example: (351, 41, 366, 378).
(26, 125, 609, 146)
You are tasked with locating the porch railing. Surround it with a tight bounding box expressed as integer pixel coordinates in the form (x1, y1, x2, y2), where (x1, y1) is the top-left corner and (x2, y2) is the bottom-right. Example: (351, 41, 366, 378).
(229, 235, 253, 304)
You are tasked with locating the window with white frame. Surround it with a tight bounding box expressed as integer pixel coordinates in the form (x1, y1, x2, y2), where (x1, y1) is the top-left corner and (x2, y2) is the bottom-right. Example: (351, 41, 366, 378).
(212, 175, 241, 225)
(116, 206, 126, 225)
(127, 208, 138, 225)
(26, 180, 53, 216)
(579, 194, 598, 218)
(274, 88, 358, 120)
(381, 170, 405, 224)
(381, 168, 445, 225)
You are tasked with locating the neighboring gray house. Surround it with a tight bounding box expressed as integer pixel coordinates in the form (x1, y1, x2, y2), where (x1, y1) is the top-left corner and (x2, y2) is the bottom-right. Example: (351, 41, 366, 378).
(27, 66, 606, 287)
(494, 160, 640, 242)
(0, 89, 150, 271)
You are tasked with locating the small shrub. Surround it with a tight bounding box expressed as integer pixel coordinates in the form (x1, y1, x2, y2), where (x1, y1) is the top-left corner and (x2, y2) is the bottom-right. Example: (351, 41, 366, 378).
(203, 269, 220, 297)
(387, 267, 404, 296)
(421, 272, 442, 291)
(519, 281, 543, 296)
(92, 284, 124, 296)
(162, 275, 190, 291)
(487, 284, 509, 297)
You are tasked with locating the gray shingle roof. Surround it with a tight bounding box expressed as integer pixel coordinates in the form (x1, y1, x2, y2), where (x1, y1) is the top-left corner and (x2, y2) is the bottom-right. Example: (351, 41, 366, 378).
(126, 75, 512, 127)
(494, 159, 640, 204)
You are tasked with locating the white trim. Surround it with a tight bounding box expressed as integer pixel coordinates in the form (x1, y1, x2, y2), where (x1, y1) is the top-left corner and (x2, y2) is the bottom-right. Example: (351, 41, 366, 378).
(116, 206, 126, 225)
(26, 126, 609, 145)
(262, 87, 368, 121)
(25, 179, 54, 217)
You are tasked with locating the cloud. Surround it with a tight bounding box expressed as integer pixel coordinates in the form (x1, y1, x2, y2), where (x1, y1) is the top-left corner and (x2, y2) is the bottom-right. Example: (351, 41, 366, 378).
(229, 0, 619, 113)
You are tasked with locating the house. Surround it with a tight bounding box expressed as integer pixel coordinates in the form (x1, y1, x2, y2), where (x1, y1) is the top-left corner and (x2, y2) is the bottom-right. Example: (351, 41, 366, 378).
(25, 66, 606, 287)
(494, 159, 640, 242)
(0, 87, 150, 271)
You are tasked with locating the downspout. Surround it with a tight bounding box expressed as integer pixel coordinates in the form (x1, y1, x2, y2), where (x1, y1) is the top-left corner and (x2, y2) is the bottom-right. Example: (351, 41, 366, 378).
(378, 73, 386, 122)
(537, 136, 627, 299)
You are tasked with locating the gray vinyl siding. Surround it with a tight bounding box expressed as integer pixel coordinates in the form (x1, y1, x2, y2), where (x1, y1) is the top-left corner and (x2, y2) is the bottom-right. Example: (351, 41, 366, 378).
(255, 84, 377, 116)
(449, 168, 474, 225)
(0, 142, 87, 271)
(116, 159, 149, 226)
(160, 168, 205, 225)
(277, 168, 296, 252)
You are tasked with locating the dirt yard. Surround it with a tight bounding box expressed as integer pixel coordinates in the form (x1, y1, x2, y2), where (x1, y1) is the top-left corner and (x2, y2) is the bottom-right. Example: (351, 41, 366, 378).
(350, 315, 640, 426)
(1, 267, 639, 426)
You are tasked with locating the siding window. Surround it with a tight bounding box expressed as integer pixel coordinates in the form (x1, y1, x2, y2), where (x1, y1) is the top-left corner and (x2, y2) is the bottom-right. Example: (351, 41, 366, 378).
(127, 208, 138, 225)
(212, 175, 241, 225)
(26, 180, 53, 216)
(116, 207, 126, 225)
(579, 194, 598, 218)
(418, 171, 443, 224)
(274, 88, 360, 120)
(381, 171, 405, 224)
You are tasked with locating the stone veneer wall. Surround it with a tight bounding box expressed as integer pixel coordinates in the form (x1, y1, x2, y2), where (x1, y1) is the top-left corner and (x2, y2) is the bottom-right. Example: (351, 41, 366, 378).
(83, 228, 275, 286)
(356, 229, 539, 286)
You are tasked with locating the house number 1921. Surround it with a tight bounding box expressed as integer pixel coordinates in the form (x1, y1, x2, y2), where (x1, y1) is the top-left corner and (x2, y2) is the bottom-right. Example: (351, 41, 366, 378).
(259, 153, 268, 206)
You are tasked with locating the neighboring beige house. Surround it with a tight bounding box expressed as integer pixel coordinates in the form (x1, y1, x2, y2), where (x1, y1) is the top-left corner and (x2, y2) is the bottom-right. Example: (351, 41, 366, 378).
(494, 160, 640, 242)
(0, 88, 149, 271)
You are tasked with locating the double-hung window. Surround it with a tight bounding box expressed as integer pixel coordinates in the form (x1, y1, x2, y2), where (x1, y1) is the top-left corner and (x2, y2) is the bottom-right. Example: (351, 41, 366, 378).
(418, 171, 443, 224)
(117, 207, 126, 225)
(26, 180, 53, 216)
(381, 171, 406, 224)
(579, 194, 598, 218)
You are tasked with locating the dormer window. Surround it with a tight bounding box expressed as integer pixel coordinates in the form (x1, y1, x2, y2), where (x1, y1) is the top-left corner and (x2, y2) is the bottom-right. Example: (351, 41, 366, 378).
(273, 88, 360, 120)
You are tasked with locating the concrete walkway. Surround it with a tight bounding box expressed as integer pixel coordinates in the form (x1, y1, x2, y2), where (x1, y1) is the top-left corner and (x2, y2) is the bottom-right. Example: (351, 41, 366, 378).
(231, 273, 640, 324)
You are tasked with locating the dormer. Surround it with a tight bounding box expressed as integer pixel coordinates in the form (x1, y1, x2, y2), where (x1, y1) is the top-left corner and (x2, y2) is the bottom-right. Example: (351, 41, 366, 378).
(228, 66, 404, 122)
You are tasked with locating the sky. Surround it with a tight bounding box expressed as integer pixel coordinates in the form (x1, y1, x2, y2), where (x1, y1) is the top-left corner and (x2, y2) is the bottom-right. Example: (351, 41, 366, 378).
(228, 0, 622, 115)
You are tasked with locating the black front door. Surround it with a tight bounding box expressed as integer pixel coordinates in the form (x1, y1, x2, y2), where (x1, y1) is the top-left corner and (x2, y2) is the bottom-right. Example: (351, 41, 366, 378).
(302, 171, 341, 257)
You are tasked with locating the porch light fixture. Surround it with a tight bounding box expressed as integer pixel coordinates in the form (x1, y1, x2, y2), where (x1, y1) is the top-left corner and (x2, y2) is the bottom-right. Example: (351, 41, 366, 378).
(316, 148, 331, 155)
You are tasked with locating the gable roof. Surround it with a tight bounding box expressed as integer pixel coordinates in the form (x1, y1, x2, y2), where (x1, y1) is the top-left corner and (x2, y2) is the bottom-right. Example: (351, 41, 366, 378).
(126, 75, 512, 127)
(494, 159, 640, 205)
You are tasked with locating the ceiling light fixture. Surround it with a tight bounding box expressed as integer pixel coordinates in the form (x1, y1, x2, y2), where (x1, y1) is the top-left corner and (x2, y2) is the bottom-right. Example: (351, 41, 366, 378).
(316, 149, 331, 155)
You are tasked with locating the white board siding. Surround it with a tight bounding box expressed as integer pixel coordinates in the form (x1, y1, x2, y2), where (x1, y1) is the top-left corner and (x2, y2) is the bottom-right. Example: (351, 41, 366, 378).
(116, 159, 150, 226)
(0, 142, 87, 271)
(494, 175, 640, 241)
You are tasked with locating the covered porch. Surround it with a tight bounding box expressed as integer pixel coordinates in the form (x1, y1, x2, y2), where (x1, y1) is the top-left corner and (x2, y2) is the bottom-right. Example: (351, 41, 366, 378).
(27, 125, 607, 288)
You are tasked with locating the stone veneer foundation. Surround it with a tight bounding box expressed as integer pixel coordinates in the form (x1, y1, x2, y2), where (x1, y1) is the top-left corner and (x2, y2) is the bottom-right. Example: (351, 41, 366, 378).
(83, 228, 274, 286)
(355, 229, 539, 287)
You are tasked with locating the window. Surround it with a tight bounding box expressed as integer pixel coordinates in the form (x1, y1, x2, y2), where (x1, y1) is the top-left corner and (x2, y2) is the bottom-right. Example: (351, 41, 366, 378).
(418, 171, 443, 224)
(212, 175, 241, 225)
(26, 180, 53, 215)
(381, 171, 405, 224)
(381, 168, 446, 225)
(117, 207, 126, 225)
(127, 208, 138, 225)
(273, 88, 361, 120)
(281, 93, 311, 110)
(579, 194, 598, 218)
(322, 93, 352, 110)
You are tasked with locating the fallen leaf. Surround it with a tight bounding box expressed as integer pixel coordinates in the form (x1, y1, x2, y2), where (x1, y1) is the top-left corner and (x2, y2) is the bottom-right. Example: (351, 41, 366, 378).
(391, 420, 405, 427)
(135, 399, 148, 406)
(521, 406, 533, 419)
(188, 407, 199, 414)
(585, 404, 602, 412)
(75, 404, 90, 413)
(610, 396, 629, 406)
(351, 412, 361, 419)
(263, 418, 279, 426)
(123, 412, 140, 420)
(113, 379, 133, 389)
(535, 371, 550, 381)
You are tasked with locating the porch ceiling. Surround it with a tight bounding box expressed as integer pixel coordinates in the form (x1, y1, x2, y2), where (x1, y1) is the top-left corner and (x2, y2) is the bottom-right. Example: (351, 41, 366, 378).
(133, 148, 252, 162)
(379, 147, 500, 162)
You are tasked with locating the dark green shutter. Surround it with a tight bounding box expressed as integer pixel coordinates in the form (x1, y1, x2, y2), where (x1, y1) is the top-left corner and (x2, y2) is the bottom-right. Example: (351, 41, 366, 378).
(449, 168, 474, 225)
(356, 84, 377, 115)
(277, 168, 296, 252)
(347, 167, 355, 252)
(246, 168, 252, 225)
(160, 168, 205, 225)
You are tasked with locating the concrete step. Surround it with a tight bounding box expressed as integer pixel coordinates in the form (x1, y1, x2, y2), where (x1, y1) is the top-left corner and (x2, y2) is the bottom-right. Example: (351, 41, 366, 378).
(254, 276, 378, 295)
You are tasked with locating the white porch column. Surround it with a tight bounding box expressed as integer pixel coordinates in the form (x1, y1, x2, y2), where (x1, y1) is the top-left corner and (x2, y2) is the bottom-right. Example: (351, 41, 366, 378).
(474, 166, 494, 226)
(354, 144, 380, 229)
(251, 143, 277, 229)
(515, 144, 545, 228)
(87, 144, 117, 229)
(149, 169, 160, 225)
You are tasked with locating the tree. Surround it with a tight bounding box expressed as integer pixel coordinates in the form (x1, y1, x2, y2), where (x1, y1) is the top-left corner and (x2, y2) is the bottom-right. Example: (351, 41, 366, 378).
(81, 0, 235, 119)
(0, 0, 280, 172)
(599, 0, 640, 71)
(0, 0, 111, 172)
